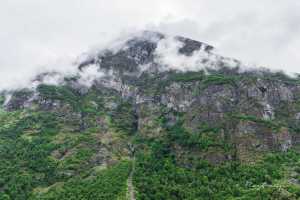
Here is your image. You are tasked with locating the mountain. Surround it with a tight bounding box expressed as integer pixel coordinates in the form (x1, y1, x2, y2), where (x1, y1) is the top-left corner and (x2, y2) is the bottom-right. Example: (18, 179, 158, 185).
(0, 31, 300, 200)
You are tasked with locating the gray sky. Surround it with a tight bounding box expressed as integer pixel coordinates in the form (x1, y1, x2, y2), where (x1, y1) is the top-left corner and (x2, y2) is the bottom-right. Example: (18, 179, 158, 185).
(1, 0, 300, 89)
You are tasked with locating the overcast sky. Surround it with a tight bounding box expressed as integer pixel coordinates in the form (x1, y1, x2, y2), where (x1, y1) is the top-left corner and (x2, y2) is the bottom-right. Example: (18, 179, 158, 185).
(1, 0, 300, 89)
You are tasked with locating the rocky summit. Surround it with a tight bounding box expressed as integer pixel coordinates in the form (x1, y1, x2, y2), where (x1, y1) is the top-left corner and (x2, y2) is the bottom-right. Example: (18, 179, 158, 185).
(1, 31, 300, 200)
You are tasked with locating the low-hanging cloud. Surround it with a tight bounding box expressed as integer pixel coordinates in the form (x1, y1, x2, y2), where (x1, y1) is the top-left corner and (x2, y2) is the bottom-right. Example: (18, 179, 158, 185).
(1, 0, 300, 90)
(154, 35, 241, 72)
(78, 64, 106, 88)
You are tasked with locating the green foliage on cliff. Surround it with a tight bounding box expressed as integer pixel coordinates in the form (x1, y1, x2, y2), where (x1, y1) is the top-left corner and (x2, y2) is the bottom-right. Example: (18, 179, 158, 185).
(0, 95, 4, 106)
(0, 112, 60, 200)
(134, 141, 300, 200)
(31, 161, 131, 200)
(0, 91, 131, 200)
(232, 114, 284, 131)
(169, 71, 205, 82)
(110, 101, 137, 135)
(166, 121, 222, 151)
(1, 68, 300, 200)
(37, 84, 80, 111)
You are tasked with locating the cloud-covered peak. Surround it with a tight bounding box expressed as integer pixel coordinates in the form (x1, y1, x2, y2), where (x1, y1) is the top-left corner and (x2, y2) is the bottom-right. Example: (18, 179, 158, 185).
(0, 30, 291, 93)
(77, 30, 242, 76)
(78, 31, 217, 73)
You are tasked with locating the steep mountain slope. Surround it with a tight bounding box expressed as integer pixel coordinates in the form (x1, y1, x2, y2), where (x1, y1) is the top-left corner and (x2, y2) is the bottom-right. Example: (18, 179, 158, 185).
(0, 31, 300, 200)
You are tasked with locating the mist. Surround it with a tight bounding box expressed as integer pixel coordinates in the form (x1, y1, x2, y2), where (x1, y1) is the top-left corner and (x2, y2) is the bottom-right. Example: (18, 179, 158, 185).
(1, 0, 300, 90)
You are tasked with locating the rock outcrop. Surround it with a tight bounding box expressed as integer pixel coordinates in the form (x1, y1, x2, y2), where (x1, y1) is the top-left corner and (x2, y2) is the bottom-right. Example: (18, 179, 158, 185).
(2, 31, 300, 164)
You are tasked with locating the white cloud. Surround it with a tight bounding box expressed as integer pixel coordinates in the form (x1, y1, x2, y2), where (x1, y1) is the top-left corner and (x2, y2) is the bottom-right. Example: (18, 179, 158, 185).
(78, 64, 105, 88)
(154, 36, 240, 72)
(3, 94, 12, 107)
(0, 0, 300, 90)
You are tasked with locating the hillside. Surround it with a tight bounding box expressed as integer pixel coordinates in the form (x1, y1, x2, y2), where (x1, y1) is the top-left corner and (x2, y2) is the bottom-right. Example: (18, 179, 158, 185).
(0, 31, 300, 200)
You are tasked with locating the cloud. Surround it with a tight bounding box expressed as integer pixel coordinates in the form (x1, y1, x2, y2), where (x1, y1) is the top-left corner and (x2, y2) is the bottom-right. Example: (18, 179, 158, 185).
(78, 64, 105, 88)
(0, 0, 300, 90)
(154, 35, 241, 72)
(149, 0, 300, 73)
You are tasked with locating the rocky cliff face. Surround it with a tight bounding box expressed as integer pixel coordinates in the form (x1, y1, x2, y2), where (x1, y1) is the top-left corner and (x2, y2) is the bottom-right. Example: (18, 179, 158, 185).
(2, 31, 300, 165)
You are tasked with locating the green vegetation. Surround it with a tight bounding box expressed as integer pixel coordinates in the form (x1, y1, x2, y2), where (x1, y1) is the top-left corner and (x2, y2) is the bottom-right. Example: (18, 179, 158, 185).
(201, 74, 238, 88)
(31, 161, 131, 200)
(37, 84, 80, 111)
(1, 68, 300, 200)
(262, 71, 300, 85)
(130, 111, 300, 199)
(166, 121, 223, 151)
(232, 114, 284, 131)
(110, 101, 137, 135)
(0, 84, 131, 200)
(169, 71, 205, 82)
(134, 141, 300, 200)
(168, 71, 238, 87)
(0, 95, 5, 106)
(0, 111, 60, 200)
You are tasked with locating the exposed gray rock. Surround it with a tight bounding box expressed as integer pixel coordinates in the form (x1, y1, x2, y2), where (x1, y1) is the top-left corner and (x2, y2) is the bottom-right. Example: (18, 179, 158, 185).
(2, 31, 300, 157)
(5, 89, 34, 111)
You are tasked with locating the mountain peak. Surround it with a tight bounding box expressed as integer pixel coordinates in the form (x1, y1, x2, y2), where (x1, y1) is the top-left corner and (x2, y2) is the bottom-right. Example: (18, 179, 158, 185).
(78, 31, 215, 73)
